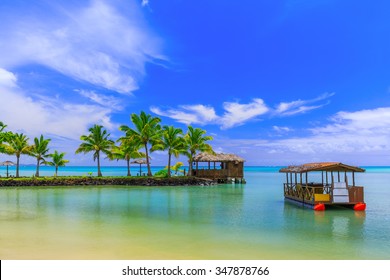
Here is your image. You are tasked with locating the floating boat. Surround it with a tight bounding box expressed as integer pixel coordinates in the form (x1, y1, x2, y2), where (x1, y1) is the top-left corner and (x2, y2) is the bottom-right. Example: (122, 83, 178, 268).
(279, 162, 366, 211)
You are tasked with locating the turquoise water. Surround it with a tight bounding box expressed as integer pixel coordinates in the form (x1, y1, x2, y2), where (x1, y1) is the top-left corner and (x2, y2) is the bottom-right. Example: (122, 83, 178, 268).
(0, 166, 389, 259)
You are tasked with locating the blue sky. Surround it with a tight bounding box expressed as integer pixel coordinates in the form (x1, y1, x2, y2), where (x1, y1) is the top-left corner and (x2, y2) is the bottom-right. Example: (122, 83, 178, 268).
(1, 0, 390, 166)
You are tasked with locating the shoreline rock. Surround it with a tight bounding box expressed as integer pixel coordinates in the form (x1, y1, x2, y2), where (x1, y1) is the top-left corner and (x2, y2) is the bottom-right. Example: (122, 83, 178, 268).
(0, 177, 218, 187)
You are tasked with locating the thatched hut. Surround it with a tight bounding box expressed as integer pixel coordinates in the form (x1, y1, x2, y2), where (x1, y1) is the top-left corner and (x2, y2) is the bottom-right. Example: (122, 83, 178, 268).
(192, 152, 245, 183)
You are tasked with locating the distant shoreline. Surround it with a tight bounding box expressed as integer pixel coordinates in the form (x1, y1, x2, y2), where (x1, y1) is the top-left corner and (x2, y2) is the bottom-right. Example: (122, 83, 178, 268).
(0, 176, 217, 187)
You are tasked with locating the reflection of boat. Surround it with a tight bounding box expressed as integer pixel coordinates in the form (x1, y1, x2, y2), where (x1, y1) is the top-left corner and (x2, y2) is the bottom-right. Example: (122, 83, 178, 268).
(279, 162, 366, 211)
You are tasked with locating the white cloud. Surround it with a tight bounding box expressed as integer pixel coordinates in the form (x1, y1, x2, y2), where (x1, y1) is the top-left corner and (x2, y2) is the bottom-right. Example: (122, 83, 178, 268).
(275, 92, 334, 116)
(220, 99, 269, 129)
(151, 99, 269, 129)
(0, 0, 163, 94)
(141, 0, 150, 7)
(150, 104, 218, 125)
(76, 90, 123, 110)
(213, 106, 390, 165)
(273, 126, 292, 133)
(0, 69, 115, 141)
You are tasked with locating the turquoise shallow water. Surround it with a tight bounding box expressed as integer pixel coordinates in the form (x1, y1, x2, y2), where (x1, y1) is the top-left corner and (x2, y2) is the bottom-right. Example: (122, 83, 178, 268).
(0, 166, 389, 259)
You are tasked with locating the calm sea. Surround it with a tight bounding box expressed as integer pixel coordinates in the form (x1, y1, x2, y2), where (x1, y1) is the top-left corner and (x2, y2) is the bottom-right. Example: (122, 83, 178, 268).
(0, 166, 389, 259)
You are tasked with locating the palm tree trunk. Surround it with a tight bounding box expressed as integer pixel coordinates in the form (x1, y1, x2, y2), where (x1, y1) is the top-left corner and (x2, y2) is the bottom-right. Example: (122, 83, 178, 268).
(16, 155, 20, 178)
(35, 159, 40, 177)
(97, 151, 102, 177)
(55, 166, 58, 177)
(167, 152, 172, 178)
(145, 143, 152, 176)
(127, 159, 131, 176)
(187, 153, 194, 176)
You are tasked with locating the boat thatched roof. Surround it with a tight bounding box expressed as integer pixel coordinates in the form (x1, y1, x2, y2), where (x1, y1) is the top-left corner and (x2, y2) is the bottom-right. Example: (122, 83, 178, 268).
(193, 152, 245, 163)
(131, 159, 147, 164)
(279, 162, 365, 173)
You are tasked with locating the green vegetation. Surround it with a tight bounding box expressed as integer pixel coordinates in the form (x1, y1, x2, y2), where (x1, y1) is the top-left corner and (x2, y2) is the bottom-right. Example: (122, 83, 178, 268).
(183, 126, 214, 176)
(75, 125, 115, 177)
(0, 111, 215, 178)
(120, 111, 162, 176)
(29, 135, 51, 177)
(46, 150, 69, 176)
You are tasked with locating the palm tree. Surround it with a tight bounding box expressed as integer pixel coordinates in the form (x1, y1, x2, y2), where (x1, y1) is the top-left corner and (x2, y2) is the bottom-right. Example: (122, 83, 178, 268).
(109, 137, 145, 176)
(47, 150, 69, 176)
(2, 133, 30, 177)
(0, 122, 7, 154)
(29, 135, 51, 177)
(152, 126, 185, 177)
(119, 111, 162, 176)
(75, 125, 114, 177)
(184, 126, 214, 176)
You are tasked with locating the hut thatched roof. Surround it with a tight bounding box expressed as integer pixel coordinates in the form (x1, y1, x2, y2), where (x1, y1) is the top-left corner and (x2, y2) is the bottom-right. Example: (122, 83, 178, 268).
(193, 152, 245, 163)
(279, 162, 365, 173)
(131, 159, 147, 164)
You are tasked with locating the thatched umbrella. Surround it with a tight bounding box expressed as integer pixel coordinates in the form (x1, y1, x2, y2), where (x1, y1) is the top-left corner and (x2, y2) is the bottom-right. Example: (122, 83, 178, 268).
(131, 159, 148, 175)
(1, 160, 15, 177)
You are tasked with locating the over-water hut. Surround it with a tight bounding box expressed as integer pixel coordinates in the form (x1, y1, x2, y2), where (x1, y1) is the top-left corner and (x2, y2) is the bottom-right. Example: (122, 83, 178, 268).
(192, 152, 245, 183)
(279, 162, 366, 211)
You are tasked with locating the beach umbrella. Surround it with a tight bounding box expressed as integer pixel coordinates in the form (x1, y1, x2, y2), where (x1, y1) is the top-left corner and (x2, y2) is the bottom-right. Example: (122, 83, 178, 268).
(131, 159, 148, 175)
(1, 160, 15, 177)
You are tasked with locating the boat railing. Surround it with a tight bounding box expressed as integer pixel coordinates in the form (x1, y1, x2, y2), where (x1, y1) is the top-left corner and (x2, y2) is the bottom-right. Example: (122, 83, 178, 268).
(284, 183, 333, 202)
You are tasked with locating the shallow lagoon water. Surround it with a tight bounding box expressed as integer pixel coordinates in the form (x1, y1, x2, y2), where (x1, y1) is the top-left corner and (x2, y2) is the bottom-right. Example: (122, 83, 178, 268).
(0, 167, 389, 259)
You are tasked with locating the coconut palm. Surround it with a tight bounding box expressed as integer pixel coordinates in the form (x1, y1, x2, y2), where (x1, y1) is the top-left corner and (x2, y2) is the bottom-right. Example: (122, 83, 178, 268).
(109, 137, 145, 176)
(152, 126, 185, 177)
(0, 122, 7, 154)
(119, 111, 162, 176)
(47, 150, 69, 176)
(75, 125, 114, 177)
(184, 126, 214, 176)
(29, 135, 51, 177)
(2, 133, 30, 177)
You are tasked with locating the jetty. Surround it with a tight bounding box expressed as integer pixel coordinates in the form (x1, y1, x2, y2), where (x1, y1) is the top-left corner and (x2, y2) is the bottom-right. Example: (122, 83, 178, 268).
(279, 162, 366, 211)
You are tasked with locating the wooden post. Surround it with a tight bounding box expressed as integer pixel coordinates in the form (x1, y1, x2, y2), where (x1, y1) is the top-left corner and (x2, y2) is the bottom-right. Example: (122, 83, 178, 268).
(295, 173, 297, 185)
(326, 172, 328, 185)
(290, 173, 293, 187)
(338, 171, 340, 182)
(305, 172, 308, 187)
(321, 171, 324, 186)
(352, 172, 355, 186)
(208, 162, 210, 169)
(214, 162, 216, 169)
(300, 173, 302, 185)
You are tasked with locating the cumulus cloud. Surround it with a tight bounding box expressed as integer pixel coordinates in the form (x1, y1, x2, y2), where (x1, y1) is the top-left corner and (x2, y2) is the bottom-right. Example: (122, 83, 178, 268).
(0, 0, 163, 94)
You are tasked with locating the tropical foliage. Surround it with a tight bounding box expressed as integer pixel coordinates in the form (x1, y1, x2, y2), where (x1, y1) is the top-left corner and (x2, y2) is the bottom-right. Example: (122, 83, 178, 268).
(152, 126, 185, 177)
(120, 111, 162, 176)
(109, 136, 145, 176)
(0, 112, 215, 178)
(183, 126, 214, 176)
(29, 135, 51, 177)
(47, 150, 69, 176)
(1, 132, 30, 177)
(75, 124, 114, 177)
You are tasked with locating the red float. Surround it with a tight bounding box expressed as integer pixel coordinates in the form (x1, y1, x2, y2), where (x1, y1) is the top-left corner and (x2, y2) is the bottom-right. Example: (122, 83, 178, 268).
(354, 203, 366, 211)
(314, 203, 325, 211)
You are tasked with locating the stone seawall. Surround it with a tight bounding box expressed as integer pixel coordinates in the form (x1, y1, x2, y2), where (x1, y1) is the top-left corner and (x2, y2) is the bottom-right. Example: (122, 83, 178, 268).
(0, 177, 217, 187)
